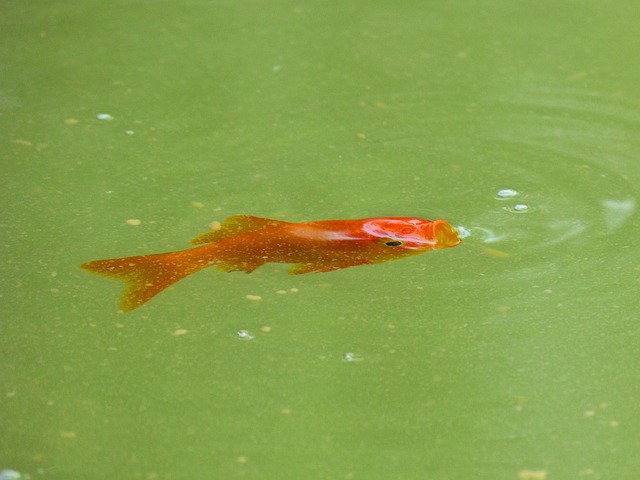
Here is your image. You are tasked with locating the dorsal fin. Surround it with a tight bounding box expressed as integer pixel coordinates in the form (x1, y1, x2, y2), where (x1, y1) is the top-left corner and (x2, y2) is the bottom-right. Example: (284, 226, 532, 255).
(190, 215, 291, 245)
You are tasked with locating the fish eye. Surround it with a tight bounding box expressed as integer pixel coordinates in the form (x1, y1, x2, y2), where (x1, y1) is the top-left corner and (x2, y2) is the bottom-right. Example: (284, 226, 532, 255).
(384, 240, 403, 247)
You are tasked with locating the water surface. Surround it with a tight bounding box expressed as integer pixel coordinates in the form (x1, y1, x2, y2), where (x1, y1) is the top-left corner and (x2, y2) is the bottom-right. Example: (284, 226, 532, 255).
(2, 1, 639, 479)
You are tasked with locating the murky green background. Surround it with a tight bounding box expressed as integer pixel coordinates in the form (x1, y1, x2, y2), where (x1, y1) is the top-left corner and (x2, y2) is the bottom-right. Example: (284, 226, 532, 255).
(2, 1, 639, 479)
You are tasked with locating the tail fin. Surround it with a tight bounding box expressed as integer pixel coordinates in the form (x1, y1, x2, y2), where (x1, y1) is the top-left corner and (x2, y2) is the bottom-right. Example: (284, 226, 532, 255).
(81, 249, 207, 311)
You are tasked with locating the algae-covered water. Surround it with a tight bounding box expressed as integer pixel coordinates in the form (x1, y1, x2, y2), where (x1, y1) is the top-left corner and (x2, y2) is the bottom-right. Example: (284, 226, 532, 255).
(2, 1, 639, 479)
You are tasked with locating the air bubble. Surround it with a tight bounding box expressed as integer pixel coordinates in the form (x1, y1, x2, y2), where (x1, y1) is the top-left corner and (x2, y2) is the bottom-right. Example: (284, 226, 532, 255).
(496, 189, 519, 199)
(504, 204, 529, 213)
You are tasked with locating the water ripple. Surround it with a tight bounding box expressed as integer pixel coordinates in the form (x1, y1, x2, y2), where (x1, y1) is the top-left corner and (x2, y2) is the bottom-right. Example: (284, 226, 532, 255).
(462, 84, 639, 262)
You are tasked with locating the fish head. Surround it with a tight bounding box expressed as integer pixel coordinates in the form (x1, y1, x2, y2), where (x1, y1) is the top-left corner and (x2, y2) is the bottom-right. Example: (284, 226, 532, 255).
(362, 217, 461, 253)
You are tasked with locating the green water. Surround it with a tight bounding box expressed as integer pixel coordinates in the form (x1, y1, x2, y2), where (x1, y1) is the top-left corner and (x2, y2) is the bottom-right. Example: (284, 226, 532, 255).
(2, 1, 639, 479)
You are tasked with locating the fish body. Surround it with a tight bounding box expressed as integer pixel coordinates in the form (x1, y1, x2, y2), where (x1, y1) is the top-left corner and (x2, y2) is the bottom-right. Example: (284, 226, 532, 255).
(81, 215, 461, 311)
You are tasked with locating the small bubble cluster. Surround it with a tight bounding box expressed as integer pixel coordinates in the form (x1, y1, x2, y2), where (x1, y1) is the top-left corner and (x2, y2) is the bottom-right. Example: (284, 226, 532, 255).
(496, 188, 519, 199)
(496, 188, 529, 213)
(455, 225, 472, 239)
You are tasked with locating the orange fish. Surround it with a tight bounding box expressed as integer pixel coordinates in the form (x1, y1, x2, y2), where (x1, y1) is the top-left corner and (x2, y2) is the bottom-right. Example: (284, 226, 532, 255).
(81, 215, 461, 311)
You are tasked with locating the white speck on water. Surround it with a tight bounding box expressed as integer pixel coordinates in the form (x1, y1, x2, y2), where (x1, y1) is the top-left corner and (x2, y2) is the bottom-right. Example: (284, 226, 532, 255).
(96, 113, 113, 121)
(236, 330, 254, 340)
(0, 470, 22, 480)
(343, 352, 362, 362)
(496, 188, 519, 199)
(601, 198, 636, 232)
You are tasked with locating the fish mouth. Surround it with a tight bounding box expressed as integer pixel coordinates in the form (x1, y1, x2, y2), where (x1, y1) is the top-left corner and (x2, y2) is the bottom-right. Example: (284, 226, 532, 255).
(429, 220, 461, 248)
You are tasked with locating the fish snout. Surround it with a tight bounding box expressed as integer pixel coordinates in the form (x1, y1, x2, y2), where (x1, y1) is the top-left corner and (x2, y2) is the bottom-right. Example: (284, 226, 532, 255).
(428, 220, 461, 248)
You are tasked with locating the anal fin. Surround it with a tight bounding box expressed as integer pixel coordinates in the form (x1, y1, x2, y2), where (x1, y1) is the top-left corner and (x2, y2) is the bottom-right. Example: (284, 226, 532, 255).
(288, 261, 370, 275)
(215, 259, 265, 274)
